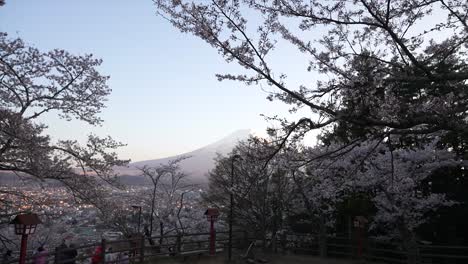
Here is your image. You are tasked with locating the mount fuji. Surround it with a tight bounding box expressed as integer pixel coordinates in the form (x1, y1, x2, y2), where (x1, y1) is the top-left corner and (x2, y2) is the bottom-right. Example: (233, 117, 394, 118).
(116, 129, 253, 184)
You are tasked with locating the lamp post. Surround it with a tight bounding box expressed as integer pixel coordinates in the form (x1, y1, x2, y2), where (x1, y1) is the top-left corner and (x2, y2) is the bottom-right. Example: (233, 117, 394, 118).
(204, 208, 219, 256)
(132, 205, 142, 234)
(354, 216, 368, 259)
(229, 154, 241, 261)
(10, 213, 41, 264)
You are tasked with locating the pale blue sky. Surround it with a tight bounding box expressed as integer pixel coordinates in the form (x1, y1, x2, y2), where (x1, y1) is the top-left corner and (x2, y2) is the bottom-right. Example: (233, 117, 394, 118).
(0, 0, 311, 161)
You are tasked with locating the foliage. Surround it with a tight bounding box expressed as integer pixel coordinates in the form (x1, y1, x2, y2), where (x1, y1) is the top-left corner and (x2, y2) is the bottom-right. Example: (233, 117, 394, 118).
(138, 156, 205, 240)
(204, 136, 294, 245)
(156, 0, 468, 245)
(0, 33, 128, 247)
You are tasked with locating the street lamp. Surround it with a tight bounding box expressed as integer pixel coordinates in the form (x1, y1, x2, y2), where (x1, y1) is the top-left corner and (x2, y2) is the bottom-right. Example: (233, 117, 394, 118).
(229, 154, 242, 261)
(354, 216, 368, 259)
(132, 205, 142, 234)
(205, 208, 220, 256)
(10, 213, 41, 264)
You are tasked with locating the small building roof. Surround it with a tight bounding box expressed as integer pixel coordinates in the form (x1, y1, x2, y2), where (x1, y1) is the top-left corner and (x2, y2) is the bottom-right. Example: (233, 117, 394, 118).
(10, 214, 42, 225)
(204, 208, 220, 216)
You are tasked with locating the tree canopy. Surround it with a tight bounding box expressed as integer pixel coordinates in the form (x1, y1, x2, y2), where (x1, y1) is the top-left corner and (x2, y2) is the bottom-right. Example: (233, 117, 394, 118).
(155, 0, 468, 147)
(0, 32, 128, 244)
(157, 1, 468, 246)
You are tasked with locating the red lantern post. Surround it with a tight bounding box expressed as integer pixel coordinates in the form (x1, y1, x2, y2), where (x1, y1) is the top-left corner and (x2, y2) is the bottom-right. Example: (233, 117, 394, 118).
(204, 208, 219, 256)
(353, 216, 368, 259)
(10, 214, 42, 264)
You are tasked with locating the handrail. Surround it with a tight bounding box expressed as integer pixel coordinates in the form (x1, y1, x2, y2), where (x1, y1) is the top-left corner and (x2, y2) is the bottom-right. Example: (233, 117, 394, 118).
(4, 231, 468, 264)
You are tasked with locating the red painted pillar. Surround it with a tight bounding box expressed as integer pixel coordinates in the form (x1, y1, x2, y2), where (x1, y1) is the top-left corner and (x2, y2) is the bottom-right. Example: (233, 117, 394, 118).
(19, 234, 28, 264)
(209, 219, 216, 256)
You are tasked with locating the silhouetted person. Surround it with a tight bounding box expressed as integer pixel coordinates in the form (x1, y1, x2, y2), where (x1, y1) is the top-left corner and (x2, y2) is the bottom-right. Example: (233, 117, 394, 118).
(105, 247, 118, 264)
(55, 241, 68, 264)
(118, 252, 129, 264)
(33, 246, 48, 264)
(168, 246, 176, 257)
(66, 244, 77, 264)
(91, 245, 102, 264)
(1, 250, 12, 264)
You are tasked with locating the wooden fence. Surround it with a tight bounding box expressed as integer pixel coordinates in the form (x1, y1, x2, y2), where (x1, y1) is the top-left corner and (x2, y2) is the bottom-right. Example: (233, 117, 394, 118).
(4, 231, 246, 264)
(277, 234, 468, 264)
(5, 231, 468, 264)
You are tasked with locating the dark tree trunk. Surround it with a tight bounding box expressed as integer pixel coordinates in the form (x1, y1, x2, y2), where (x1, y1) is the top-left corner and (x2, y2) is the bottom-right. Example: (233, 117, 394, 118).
(318, 215, 327, 258)
(159, 221, 164, 245)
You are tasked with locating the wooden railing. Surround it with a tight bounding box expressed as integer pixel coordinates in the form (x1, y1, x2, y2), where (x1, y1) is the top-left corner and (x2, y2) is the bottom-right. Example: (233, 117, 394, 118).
(270, 234, 468, 264)
(4, 230, 247, 264)
(5, 231, 468, 264)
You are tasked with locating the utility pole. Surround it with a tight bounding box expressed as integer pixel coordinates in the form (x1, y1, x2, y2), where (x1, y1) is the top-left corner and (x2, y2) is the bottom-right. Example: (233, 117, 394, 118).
(132, 205, 142, 233)
(229, 154, 241, 261)
(150, 185, 157, 235)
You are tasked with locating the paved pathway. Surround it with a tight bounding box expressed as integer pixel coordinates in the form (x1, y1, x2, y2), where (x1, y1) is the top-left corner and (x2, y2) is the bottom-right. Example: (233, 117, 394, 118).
(148, 254, 363, 264)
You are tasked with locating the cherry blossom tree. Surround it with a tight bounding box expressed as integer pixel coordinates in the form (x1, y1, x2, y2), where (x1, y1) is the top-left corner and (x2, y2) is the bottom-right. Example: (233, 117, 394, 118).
(139, 157, 190, 237)
(153, 1, 468, 255)
(138, 156, 204, 249)
(205, 136, 294, 248)
(294, 136, 464, 261)
(154, 0, 468, 156)
(208, 134, 464, 259)
(287, 155, 345, 256)
(0, 33, 128, 247)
